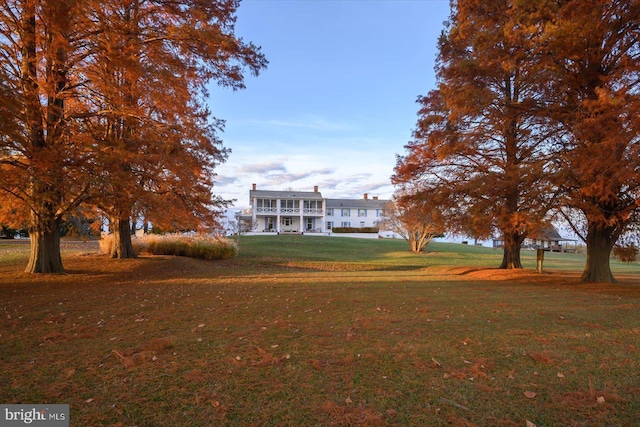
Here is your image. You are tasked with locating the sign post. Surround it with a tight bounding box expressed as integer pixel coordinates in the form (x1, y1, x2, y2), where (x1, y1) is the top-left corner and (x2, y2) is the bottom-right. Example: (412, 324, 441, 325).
(536, 249, 545, 273)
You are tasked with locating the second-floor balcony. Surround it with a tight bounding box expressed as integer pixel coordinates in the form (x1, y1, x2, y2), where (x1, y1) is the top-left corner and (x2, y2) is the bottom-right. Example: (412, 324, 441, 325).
(280, 207, 299, 214)
(256, 207, 277, 214)
(303, 208, 323, 215)
(254, 207, 324, 215)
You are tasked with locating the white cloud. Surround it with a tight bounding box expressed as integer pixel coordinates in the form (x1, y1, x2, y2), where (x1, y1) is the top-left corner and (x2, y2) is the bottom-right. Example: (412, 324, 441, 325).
(237, 160, 288, 174)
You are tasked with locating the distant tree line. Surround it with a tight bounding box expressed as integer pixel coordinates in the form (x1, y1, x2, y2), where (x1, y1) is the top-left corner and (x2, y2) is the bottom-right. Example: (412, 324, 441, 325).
(0, 0, 267, 273)
(393, 0, 640, 283)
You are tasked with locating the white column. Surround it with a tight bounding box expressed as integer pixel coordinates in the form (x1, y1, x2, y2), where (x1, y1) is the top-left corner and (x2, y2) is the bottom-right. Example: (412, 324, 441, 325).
(321, 199, 327, 232)
(252, 197, 257, 230)
(276, 199, 281, 233)
(299, 200, 304, 233)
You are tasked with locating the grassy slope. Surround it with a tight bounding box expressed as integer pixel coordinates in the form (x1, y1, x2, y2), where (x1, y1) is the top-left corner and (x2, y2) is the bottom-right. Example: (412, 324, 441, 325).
(237, 234, 640, 274)
(0, 236, 639, 426)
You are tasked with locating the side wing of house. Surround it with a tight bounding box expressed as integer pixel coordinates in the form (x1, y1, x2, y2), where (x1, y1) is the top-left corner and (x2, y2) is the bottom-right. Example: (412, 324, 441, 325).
(325, 195, 388, 231)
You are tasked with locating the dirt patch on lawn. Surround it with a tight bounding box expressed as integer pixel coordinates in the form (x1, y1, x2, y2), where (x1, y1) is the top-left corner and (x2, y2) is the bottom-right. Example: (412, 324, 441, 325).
(431, 265, 640, 297)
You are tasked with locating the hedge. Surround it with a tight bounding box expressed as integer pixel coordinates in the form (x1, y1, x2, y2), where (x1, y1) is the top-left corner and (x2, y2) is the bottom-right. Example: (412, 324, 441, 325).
(331, 227, 379, 234)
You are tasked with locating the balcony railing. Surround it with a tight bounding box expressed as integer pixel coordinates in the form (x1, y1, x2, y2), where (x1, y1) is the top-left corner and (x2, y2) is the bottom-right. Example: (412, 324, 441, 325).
(280, 208, 300, 214)
(256, 207, 277, 213)
(304, 208, 324, 214)
(254, 207, 324, 215)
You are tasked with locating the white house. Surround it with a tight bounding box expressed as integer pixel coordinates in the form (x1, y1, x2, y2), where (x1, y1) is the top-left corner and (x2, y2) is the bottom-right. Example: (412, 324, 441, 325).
(492, 225, 578, 252)
(244, 184, 389, 234)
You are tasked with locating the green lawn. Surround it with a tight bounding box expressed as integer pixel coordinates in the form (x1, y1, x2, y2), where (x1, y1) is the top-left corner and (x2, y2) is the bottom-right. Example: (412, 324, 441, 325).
(1, 236, 639, 426)
(237, 234, 640, 274)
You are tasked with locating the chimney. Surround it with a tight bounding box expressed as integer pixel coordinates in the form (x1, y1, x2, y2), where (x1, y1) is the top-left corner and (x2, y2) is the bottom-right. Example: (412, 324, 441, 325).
(363, 193, 368, 200)
(314, 185, 319, 193)
(252, 183, 256, 190)
(373, 196, 378, 200)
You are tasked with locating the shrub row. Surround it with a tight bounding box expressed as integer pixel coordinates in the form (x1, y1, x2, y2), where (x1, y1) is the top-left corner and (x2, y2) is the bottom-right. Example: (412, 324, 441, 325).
(613, 245, 638, 263)
(331, 227, 379, 234)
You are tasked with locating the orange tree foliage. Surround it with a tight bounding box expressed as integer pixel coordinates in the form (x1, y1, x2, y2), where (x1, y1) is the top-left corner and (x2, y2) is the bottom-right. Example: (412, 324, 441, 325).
(394, 0, 561, 269)
(376, 196, 444, 253)
(534, 0, 640, 282)
(396, 0, 639, 281)
(0, 1, 94, 273)
(0, 0, 266, 271)
(77, 0, 266, 258)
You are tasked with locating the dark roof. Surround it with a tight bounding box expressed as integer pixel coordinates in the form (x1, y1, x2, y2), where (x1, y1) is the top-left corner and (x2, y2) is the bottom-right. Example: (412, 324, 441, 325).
(529, 225, 562, 240)
(528, 225, 576, 241)
(250, 189, 323, 201)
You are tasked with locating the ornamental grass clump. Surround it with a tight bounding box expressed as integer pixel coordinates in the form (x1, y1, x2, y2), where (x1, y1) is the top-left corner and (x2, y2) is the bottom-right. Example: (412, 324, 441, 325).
(100, 234, 237, 260)
(140, 234, 237, 260)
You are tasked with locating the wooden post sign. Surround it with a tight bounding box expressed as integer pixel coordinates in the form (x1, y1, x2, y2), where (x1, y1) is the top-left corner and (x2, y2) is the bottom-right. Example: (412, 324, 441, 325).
(536, 249, 545, 273)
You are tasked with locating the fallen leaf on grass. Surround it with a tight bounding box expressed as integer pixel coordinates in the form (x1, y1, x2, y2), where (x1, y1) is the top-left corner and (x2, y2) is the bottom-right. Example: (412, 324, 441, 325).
(557, 372, 565, 378)
(310, 359, 323, 370)
(524, 391, 537, 399)
(589, 379, 596, 399)
(439, 397, 469, 411)
(345, 396, 353, 405)
(596, 396, 606, 405)
(526, 421, 536, 427)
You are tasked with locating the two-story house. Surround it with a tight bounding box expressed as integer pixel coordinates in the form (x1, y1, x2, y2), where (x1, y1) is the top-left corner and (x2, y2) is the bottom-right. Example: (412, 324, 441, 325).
(244, 184, 388, 234)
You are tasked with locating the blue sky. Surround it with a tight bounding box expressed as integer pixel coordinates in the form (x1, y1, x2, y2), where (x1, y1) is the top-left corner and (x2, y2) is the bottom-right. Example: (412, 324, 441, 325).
(209, 0, 451, 210)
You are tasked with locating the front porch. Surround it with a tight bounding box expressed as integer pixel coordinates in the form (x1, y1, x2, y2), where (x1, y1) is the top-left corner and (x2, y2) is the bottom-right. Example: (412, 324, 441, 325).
(254, 215, 324, 234)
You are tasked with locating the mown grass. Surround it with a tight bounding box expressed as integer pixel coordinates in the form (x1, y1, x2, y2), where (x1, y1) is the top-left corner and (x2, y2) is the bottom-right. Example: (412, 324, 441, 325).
(1, 236, 639, 426)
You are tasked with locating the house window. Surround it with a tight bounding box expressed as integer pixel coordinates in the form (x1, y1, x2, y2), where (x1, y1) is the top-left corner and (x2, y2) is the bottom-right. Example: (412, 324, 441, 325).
(281, 217, 292, 226)
(303, 200, 322, 214)
(341, 221, 351, 227)
(326, 208, 333, 216)
(281, 200, 299, 213)
(358, 209, 367, 217)
(341, 208, 350, 217)
(304, 200, 321, 209)
(376, 209, 383, 217)
(326, 221, 333, 230)
(256, 199, 276, 211)
(306, 218, 314, 230)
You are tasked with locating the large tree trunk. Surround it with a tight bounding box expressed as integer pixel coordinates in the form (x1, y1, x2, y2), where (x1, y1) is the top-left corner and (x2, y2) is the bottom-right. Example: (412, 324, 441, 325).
(21, 2, 71, 274)
(499, 231, 523, 269)
(25, 215, 63, 273)
(409, 236, 420, 253)
(581, 224, 616, 283)
(110, 214, 136, 259)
